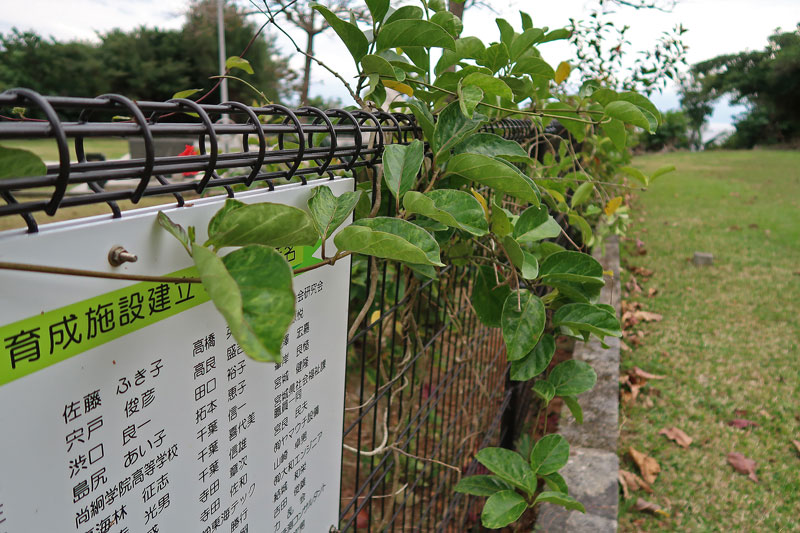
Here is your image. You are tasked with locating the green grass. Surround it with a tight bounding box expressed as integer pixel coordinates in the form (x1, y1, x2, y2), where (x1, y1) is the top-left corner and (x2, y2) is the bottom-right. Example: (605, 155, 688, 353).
(2, 138, 129, 161)
(617, 150, 800, 532)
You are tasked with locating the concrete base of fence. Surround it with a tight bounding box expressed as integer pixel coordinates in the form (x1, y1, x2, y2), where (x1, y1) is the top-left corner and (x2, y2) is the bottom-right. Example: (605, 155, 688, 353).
(537, 236, 621, 533)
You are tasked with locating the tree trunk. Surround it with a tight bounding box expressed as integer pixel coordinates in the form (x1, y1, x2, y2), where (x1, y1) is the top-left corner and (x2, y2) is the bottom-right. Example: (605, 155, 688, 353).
(299, 11, 315, 105)
(448, 0, 465, 20)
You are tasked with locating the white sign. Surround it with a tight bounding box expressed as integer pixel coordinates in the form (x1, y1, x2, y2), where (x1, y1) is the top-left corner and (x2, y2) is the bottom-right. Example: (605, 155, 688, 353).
(0, 179, 354, 533)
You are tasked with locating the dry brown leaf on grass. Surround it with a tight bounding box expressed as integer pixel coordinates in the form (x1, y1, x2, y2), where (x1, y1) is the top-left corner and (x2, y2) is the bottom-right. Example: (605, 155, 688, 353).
(626, 276, 643, 293)
(629, 447, 661, 484)
(647, 287, 658, 298)
(632, 367, 665, 380)
(728, 419, 759, 429)
(634, 310, 663, 322)
(619, 469, 653, 498)
(633, 497, 669, 517)
(791, 440, 800, 456)
(658, 427, 693, 449)
(727, 452, 758, 483)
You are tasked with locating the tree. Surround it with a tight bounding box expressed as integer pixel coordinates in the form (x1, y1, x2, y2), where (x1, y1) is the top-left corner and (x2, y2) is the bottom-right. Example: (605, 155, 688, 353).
(685, 26, 800, 148)
(182, 0, 296, 104)
(265, 1, 367, 104)
(0, 29, 107, 97)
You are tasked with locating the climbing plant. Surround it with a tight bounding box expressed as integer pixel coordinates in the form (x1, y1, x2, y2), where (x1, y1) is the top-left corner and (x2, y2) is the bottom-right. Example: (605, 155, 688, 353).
(155, 1, 675, 529)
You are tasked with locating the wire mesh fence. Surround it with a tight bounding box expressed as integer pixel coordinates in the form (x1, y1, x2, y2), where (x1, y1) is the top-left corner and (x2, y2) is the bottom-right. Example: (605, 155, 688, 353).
(0, 90, 540, 532)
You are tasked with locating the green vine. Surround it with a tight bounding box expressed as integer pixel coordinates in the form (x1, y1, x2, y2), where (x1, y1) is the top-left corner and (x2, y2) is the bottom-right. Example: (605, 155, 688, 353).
(153, 1, 679, 528)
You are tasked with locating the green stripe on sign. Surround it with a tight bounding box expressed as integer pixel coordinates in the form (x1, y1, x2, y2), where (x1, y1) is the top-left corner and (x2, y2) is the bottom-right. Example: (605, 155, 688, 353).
(0, 242, 323, 387)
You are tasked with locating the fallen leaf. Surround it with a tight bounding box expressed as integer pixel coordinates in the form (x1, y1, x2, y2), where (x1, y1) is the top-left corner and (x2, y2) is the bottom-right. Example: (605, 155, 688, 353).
(728, 225, 741, 231)
(647, 287, 658, 298)
(629, 447, 661, 484)
(793, 271, 800, 276)
(758, 409, 772, 419)
(619, 469, 653, 498)
(734, 409, 748, 417)
(792, 440, 800, 455)
(633, 310, 663, 322)
(727, 452, 758, 483)
(658, 427, 693, 448)
(635, 238, 647, 255)
(640, 396, 655, 408)
(748, 223, 759, 229)
(633, 497, 669, 517)
(631, 367, 665, 380)
(728, 419, 759, 430)
(626, 276, 642, 293)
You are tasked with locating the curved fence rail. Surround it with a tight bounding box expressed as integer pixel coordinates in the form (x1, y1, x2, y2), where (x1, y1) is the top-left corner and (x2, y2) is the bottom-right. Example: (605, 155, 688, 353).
(0, 90, 540, 532)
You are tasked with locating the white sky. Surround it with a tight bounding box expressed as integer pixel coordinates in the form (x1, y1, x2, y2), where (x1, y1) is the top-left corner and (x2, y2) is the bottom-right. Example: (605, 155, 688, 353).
(2, 0, 798, 131)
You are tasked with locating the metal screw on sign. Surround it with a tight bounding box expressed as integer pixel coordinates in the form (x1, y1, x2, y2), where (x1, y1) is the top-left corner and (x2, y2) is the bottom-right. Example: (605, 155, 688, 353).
(108, 246, 138, 267)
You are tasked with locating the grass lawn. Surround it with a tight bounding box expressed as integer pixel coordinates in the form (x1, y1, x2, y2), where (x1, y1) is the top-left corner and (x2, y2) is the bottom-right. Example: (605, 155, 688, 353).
(2, 138, 129, 162)
(617, 150, 800, 531)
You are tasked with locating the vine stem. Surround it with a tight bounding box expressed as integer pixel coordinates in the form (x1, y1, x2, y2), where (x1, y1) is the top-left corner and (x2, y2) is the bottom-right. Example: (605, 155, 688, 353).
(402, 79, 607, 124)
(0, 261, 202, 284)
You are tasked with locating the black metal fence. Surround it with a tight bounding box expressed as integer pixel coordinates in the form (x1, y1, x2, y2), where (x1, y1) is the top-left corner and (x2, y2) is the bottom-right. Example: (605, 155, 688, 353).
(0, 91, 539, 531)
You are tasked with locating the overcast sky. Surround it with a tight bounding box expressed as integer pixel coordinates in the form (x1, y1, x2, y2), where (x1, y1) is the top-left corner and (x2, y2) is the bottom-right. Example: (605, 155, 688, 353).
(3, 0, 798, 133)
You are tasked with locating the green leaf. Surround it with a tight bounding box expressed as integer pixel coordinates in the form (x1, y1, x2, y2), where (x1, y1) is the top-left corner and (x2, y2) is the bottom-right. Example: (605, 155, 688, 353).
(432, 101, 484, 158)
(534, 491, 585, 512)
(404, 99, 435, 142)
(475, 447, 536, 495)
(403, 190, 488, 236)
(616, 91, 662, 126)
(452, 133, 527, 159)
(458, 83, 484, 118)
(540, 28, 572, 43)
(366, 0, 389, 23)
(490, 201, 512, 238)
(206, 203, 318, 249)
(461, 72, 513, 101)
(172, 88, 203, 99)
(471, 265, 511, 328)
(193, 244, 294, 363)
(511, 57, 555, 79)
(553, 303, 622, 340)
(481, 490, 528, 530)
(567, 213, 592, 244)
(313, 4, 369, 63)
(334, 217, 444, 266)
(570, 182, 594, 209)
(601, 118, 627, 151)
(225, 56, 253, 75)
(562, 395, 583, 424)
(547, 359, 597, 396)
(502, 235, 524, 270)
(604, 100, 653, 132)
(619, 166, 648, 186)
(539, 251, 603, 283)
(361, 54, 396, 77)
(510, 28, 544, 60)
(0, 144, 46, 179)
(501, 290, 546, 361)
(376, 19, 456, 52)
(384, 5, 423, 24)
(307, 185, 361, 241)
(479, 43, 510, 74)
(430, 11, 463, 38)
(532, 380, 555, 404)
(446, 153, 540, 205)
(207, 199, 246, 238)
(530, 434, 569, 475)
(541, 472, 568, 494)
(383, 140, 424, 202)
(650, 164, 676, 182)
(520, 11, 533, 30)
(520, 251, 539, 280)
(454, 475, 513, 496)
(495, 18, 515, 48)
(513, 204, 562, 243)
(510, 334, 555, 381)
(157, 211, 192, 256)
